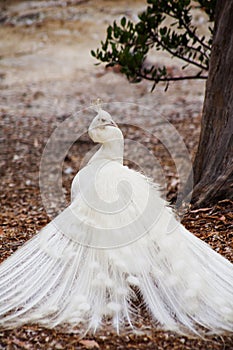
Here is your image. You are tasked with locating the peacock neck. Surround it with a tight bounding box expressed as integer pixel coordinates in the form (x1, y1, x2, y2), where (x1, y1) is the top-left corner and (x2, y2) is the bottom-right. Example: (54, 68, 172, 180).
(89, 139, 124, 165)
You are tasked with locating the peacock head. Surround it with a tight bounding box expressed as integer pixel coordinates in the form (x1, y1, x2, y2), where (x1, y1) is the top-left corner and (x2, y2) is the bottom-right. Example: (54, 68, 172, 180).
(88, 109, 123, 144)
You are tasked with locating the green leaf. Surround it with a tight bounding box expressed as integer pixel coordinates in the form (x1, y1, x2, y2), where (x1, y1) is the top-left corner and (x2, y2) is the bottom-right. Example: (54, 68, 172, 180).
(121, 17, 126, 27)
(90, 50, 96, 57)
(107, 26, 112, 38)
(160, 26, 167, 36)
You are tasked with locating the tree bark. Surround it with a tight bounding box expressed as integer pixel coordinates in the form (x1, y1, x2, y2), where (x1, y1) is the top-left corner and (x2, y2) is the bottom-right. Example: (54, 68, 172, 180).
(189, 0, 233, 207)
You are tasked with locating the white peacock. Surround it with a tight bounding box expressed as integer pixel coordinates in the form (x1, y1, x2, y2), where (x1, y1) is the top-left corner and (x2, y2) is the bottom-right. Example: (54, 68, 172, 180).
(0, 106, 232, 336)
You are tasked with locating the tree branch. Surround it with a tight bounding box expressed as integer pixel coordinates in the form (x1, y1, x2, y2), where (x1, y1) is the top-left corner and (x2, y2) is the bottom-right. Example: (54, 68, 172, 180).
(138, 72, 208, 82)
(181, 44, 210, 61)
(153, 36, 209, 70)
(167, 12, 211, 51)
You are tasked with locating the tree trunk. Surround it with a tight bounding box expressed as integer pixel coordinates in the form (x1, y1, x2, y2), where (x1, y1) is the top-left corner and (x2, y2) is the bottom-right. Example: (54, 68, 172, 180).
(189, 0, 233, 207)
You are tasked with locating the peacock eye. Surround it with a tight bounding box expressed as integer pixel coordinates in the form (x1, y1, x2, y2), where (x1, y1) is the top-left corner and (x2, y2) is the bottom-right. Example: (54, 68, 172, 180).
(101, 118, 106, 123)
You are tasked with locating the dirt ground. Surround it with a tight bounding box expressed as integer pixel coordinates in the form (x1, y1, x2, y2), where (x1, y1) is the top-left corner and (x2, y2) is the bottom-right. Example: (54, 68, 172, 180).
(0, 1, 233, 349)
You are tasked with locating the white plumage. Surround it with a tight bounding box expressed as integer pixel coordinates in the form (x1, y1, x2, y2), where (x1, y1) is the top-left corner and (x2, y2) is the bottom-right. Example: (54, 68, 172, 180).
(0, 108, 233, 336)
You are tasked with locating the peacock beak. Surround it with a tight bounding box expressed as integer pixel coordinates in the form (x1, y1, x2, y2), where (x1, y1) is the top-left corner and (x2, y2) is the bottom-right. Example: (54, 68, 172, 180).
(105, 120, 118, 128)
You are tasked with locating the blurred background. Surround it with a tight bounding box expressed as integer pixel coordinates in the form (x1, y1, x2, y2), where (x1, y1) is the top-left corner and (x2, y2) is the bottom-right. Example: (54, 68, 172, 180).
(0, 0, 206, 116)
